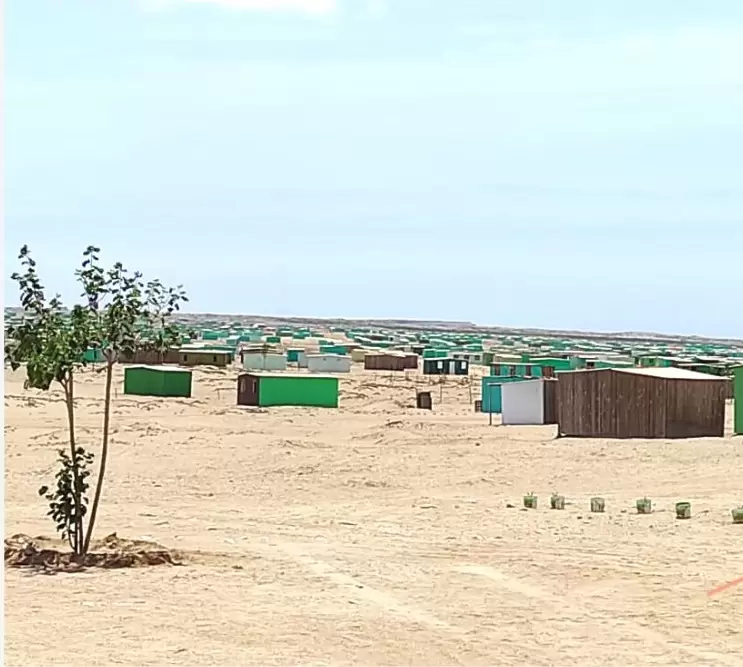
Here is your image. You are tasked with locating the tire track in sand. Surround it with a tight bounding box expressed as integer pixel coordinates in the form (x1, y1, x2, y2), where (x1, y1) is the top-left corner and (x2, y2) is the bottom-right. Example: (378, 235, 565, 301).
(454, 564, 739, 667)
(272, 542, 458, 631)
(251, 541, 476, 666)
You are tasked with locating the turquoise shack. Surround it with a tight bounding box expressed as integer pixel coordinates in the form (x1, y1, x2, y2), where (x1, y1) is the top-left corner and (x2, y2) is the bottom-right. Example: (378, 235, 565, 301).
(481, 376, 532, 413)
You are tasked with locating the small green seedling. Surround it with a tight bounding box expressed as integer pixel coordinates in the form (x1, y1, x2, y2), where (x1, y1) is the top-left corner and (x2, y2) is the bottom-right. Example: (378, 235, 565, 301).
(590, 497, 605, 513)
(523, 492, 538, 509)
(636, 497, 652, 514)
(675, 501, 691, 520)
(550, 492, 565, 510)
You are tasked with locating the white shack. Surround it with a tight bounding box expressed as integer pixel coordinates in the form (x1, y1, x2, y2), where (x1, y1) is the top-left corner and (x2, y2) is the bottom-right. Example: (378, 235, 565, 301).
(501, 378, 557, 425)
(351, 348, 372, 363)
(242, 352, 287, 372)
(306, 354, 352, 374)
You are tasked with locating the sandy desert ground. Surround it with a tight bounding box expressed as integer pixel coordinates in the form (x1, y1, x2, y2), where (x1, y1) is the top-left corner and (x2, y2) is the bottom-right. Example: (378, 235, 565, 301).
(4, 358, 743, 667)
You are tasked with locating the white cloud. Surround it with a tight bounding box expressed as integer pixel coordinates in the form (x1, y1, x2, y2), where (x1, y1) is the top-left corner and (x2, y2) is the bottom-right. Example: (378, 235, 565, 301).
(141, 0, 336, 14)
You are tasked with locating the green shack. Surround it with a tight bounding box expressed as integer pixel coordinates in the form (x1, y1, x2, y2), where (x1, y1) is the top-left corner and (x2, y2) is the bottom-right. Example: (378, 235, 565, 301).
(286, 348, 303, 363)
(237, 372, 339, 408)
(124, 365, 193, 398)
(83, 348, 105, 363)
(735, 367, 743, 435)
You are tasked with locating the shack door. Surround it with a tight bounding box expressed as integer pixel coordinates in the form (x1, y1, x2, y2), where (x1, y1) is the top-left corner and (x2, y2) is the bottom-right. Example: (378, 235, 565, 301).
(237, 374, 259, 406)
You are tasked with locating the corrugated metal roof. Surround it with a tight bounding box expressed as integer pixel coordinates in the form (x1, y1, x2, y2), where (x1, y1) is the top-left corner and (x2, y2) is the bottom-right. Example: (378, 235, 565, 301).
(557, 366, 725, 380)
(305, 354, 349, 359)
(128, 365, 190, 373)
(615, 367, 726, 381)
(238, 371, 338, 380)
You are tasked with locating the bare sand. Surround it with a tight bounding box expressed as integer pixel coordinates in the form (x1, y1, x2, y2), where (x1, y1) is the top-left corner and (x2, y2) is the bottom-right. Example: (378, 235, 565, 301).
(4, 360, 743, 667)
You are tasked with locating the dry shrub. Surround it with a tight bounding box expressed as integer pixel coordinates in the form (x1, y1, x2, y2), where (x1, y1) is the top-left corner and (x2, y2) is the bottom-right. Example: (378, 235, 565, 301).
(4, 532, 183, 574)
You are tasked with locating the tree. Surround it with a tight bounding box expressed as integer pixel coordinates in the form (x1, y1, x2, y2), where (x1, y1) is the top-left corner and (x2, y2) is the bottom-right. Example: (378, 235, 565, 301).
(76, 248, 188, 554)
(5, 246, 94, 555)
(5, 245, 188, 558)
(142, 279, 188, 363)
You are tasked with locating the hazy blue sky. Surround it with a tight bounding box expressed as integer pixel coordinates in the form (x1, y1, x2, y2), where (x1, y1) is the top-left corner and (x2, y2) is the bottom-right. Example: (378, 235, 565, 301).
(5, 0, 743, 335)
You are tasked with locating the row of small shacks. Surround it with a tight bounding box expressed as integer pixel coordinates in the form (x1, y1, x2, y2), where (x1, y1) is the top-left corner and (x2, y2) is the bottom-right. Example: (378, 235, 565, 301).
(123, 365, 342, 408)
(238, 349, 470, 376)
(121, 360, 742, 436)
(482, 365, 741, 439)
(117, 345, 472, 376)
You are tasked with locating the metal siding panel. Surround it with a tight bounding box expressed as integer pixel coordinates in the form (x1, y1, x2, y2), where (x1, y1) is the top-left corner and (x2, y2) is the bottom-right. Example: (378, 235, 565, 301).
(502, 380, 544, 425)
(257, 376, 339, 408)
(735, 368, 743, 435)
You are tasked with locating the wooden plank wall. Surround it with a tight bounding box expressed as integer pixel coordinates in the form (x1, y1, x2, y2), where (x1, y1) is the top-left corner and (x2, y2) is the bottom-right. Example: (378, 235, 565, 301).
(665, 378, 726, 438)
(558, 370, 727, 438)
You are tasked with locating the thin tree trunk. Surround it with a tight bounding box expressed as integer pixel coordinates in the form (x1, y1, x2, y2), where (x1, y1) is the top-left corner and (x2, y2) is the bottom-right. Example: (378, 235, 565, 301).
(62, 375, 84, 556)
(83, 359, 114, 555)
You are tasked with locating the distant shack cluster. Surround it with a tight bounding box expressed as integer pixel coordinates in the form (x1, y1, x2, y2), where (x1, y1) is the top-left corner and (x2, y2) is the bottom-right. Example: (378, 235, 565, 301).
(18, 313, 738, 438)
(479, 344, 741, 438)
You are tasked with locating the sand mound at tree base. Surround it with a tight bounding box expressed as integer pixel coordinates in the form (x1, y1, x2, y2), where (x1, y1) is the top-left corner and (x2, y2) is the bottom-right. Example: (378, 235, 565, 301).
(4, 533, 183, 573)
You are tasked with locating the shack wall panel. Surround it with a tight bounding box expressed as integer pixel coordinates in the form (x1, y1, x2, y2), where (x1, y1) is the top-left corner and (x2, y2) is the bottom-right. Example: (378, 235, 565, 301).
(364, 354, 406, 371)
(237, 374, 259, 406)
(558, 370, 618, 437)
(161, 370, 193, 398)
(502, 380, 544, 425)
(483, 376, 538, 415)
(120, 349, 181, 365)
(559, 368, 726, 439)
(124, 368, 160, 396)
(307, 354, 351, 374)
(597, 369, 617, 437)
(124, 367, 192, 398)
(403, 354, 419, 370)
(556, 371, 577, 435)
(614, 373, 664, 438)
(735, 368, 743, 435)
(543, 379, 558, 424)
(242, 353, 287, 372)
(665, 379, 726, 438)
(180, 352, 231, 367)
(259, 376, 339, 408)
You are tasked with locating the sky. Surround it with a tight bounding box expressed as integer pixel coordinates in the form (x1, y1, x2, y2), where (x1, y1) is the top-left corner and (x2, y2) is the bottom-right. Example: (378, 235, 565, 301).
(5, 0, 743, 336)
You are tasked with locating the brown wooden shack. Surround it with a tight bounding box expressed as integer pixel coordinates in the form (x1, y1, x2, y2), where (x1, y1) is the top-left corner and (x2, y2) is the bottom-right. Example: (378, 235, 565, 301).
(557, 367, 727, 439)
(543, 378, 559, 424)
(364, 352, 409, 371)
(402, 353, 419, 370)
(119, 348, 181, 365)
